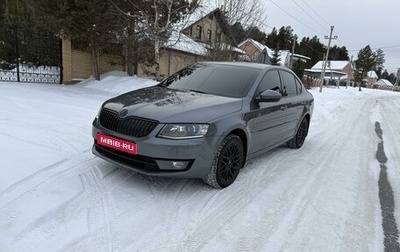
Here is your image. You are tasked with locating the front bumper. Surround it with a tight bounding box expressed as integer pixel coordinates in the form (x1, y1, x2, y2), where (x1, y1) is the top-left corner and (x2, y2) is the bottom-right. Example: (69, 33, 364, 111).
(92, 120, 217, 178)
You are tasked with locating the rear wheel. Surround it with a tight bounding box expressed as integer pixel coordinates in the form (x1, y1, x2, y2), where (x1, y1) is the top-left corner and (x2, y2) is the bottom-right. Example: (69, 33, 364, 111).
(287, 117, 309, 149)
(203, 134, 244, 188)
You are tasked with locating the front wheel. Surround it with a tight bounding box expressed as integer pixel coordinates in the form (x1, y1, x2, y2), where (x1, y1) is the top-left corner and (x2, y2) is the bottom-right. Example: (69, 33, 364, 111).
(286, 117, 309, 149)
(203, 134, 244, 188)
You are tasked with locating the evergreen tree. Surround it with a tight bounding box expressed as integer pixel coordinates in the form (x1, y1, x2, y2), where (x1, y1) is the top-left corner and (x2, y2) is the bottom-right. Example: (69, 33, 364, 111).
(389, 73, 396, 84)
(265, 28, 278, 49)
(292, 59, 305, 79)
(277, 26, 293, 50)
(329, 45, 349, 60)
(354, 45, 375, 82)
(270, 48, 280, 65)
(0, 0, 5, 24)
(381, 70, 390, 80)
(245, 26, 266, 44)
(230, 22, 246, 45)
(354, 45, 386, 83)
(373, 48, 385, 75)
(296, 36, 325, 68)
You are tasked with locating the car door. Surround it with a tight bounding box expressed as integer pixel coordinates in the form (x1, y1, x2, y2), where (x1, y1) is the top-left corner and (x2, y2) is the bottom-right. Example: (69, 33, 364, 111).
(246, 69, 290, 155)
(278, 70, 306, 141)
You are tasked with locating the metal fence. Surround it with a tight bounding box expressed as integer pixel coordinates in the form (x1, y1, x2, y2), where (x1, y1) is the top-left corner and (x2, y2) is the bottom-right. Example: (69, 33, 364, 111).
(0, 25, 62, 83)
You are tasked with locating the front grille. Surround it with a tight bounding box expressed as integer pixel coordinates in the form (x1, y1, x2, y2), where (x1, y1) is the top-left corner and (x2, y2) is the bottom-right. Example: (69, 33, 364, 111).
(95, 144, 159, 171)
(99, 109, 158, 137)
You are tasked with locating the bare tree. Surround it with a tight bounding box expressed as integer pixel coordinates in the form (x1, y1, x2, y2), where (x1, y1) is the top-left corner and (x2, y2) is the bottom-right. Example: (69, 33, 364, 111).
(112, 0, 198, 78)
(200, 0, 268, 61)
(213, 0, 267, 31)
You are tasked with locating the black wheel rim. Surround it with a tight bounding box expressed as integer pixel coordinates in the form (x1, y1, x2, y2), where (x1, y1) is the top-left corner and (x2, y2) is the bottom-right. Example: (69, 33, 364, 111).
(296, 120, 308, 146)
(218, 142, 243, 186)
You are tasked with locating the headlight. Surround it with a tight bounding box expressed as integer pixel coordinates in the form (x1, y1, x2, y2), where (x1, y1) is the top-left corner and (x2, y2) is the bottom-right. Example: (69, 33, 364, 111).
(158, 124, 209, 139)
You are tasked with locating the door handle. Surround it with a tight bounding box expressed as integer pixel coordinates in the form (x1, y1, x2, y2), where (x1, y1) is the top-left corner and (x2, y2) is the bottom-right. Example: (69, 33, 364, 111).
(280, 106, 287, 111)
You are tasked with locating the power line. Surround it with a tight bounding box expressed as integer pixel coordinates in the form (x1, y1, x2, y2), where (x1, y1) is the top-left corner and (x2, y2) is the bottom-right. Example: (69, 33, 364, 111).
(291, 0, 327, 31)
(267, 0, 324, 36)
(298, 0, 331, 27)
(348, 44, 400, 52)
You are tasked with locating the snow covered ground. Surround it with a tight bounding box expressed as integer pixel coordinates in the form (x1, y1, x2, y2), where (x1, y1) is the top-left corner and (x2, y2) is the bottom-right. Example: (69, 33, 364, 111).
(1, 73, 399, 252)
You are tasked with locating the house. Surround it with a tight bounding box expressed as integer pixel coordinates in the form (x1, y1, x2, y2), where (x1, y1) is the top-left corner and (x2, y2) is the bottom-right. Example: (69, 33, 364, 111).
(278, 50, 310, 68)
(238, 39, 272, 64)
(153, 7, 245, 77)
(373, 79, 393, 90)
(62, 6, 244, 83)
(304, 60, 354, 86)
(364, 70, 378, 88)
(238, 38, 310, 67)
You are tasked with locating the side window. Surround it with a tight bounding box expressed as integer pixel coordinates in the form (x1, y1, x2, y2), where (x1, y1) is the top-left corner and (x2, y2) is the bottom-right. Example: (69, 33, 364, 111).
(280, 70, 297, 96)
(258, 70, 281, 94)
(295, 78, 303, 94)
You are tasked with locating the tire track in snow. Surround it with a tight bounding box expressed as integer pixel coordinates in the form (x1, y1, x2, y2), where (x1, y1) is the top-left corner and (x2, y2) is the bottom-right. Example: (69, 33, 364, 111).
(235, 93, 378, 251)
(62, 167, 120, 252)
(0, 150, 94, 208)
(0, 149, 135, 252)
(8, 167, 133, 252)
(138, 94, 374, 251)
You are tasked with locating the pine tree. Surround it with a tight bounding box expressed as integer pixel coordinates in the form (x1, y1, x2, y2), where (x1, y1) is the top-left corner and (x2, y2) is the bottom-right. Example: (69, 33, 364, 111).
(329, 45, 349, 60)
(296, 36, 325, 68)
(374, 48, 385, 75)
(245, 26, 266, 44)
(354, 45, 385, 83)
(265, 26, 294, 51)
(270, 48, 280, 66)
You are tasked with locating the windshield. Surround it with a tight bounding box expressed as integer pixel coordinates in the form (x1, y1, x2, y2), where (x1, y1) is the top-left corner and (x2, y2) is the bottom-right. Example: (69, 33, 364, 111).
(159, 63, 261, 98)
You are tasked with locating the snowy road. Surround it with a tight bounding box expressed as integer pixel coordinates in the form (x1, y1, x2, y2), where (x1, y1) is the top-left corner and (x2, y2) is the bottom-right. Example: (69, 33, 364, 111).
(1, 77, 399, 252)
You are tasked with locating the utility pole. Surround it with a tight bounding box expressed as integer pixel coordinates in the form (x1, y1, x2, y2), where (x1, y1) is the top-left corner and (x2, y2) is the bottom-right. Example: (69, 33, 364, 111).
(290, 35, 297, 69)
(319, 26, 338, 92)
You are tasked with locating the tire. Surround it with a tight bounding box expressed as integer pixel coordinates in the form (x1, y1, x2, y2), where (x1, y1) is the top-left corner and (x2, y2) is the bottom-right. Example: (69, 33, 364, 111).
(203, 134, 244, 188)
(286, 117, 309, 149)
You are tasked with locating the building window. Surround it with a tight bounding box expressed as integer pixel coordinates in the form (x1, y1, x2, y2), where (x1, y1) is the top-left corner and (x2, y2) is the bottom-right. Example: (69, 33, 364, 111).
(207, 29, 212, 43)
(196, 25, 202, 39)
(216, 32, 222, 43)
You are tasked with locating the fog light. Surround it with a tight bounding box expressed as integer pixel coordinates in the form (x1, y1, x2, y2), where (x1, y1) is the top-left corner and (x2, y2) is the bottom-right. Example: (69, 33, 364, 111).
(156, 160, 190, 170)
(173, 161, 185, 169)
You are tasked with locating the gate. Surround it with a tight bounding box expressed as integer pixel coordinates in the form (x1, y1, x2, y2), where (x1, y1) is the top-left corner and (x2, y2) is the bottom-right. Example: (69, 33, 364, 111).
(0, 25, 62, 84)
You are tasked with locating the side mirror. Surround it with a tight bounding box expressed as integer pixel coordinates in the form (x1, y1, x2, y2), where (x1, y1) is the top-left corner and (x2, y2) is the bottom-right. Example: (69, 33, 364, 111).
(257, 89, 282, 103)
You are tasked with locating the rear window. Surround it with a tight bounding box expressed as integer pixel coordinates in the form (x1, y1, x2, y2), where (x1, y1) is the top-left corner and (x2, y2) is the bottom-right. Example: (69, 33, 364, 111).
(160, 63, 260, 98)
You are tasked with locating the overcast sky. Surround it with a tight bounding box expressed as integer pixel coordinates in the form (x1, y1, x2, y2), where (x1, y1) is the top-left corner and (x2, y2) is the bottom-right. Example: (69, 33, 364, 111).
(261, 0, 400, 74)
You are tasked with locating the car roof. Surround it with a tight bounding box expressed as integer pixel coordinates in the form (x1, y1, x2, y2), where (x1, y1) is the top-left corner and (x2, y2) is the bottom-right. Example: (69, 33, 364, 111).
(198, 61, 277, 70)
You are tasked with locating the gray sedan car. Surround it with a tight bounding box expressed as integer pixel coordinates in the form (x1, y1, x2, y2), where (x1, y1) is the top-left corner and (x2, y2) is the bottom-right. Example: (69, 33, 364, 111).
(92, 62, 314, 188)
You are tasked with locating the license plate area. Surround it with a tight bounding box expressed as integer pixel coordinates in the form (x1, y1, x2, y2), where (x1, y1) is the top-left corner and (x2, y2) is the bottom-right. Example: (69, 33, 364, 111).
(97, 133, 138, 155)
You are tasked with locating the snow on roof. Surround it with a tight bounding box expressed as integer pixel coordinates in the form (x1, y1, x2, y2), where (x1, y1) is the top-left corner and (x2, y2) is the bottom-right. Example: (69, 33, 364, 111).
(279, 50, 290, 65)
(293, 53, 311, 61)
(217, 43, 246, 54)
(172, 2, 219, 32)
(165, 3, 244, 57)
(312, 60, 351, 70)
(367, 71, 378, 78)
(183, 4, 219, 29)
(304, 68, 347, 79)
(374, 79, 393, 86)
(238, 39, 274, 57)
(165, 32, 208, 56)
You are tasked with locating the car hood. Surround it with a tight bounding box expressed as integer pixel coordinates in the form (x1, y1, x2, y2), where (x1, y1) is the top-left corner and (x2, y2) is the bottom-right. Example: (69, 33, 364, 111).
(102, 86, 243, 122)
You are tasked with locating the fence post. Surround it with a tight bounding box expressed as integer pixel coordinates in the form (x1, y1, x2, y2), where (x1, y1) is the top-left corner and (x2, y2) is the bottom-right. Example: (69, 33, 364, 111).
(14, 25, 20, 82)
